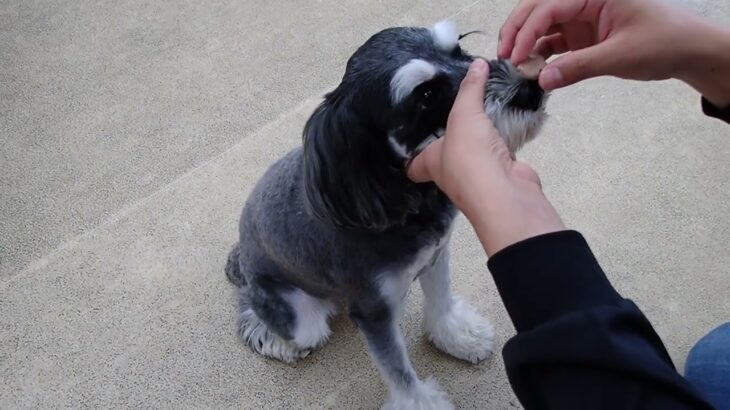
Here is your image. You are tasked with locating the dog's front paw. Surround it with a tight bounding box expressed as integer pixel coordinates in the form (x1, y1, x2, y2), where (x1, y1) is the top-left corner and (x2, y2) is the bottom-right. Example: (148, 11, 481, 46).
(382, 378, 454, 410)
(425, 297, 495, 364)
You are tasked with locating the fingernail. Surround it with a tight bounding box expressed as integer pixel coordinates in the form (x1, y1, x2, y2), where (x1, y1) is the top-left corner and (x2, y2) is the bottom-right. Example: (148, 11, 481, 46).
(540, 67, 562, 90)
(470, 59, 487, 73)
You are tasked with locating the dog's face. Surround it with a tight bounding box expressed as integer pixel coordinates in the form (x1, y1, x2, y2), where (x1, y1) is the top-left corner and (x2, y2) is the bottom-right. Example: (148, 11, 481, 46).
(303, 21, 548, 231)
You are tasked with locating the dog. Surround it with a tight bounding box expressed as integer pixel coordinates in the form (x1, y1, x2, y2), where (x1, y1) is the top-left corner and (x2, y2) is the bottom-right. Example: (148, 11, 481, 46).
(225, 20, 548, 410)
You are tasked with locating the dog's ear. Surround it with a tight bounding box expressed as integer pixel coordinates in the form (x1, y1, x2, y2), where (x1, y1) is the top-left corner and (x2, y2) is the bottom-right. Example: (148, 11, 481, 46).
(302, 97, 420, 231)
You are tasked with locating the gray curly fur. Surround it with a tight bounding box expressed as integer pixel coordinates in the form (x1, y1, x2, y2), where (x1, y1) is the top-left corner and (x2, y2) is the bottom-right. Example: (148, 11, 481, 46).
(223, 20, 547, 406)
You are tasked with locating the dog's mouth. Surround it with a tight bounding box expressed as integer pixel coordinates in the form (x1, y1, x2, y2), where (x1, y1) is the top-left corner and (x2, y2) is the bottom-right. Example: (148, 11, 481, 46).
(402, 128, 445, 169)
(414, 127, 445, 154)
(403, 59, 548, 167)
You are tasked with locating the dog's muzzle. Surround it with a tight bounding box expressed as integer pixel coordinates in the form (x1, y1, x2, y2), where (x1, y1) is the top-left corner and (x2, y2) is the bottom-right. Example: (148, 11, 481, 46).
(485, 58, 546, 111)
(483, 58, 549, 155)
(404, 57, 549, 168)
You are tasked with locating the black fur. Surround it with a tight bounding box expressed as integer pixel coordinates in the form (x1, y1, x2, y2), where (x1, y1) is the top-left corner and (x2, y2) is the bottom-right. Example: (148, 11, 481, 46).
(302, 27, 472, 231)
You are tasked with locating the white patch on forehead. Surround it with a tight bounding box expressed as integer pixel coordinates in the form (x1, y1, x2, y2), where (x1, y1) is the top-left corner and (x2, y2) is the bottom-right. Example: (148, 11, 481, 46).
(431, 20, 459, 52)
(390, 59, 437, 105)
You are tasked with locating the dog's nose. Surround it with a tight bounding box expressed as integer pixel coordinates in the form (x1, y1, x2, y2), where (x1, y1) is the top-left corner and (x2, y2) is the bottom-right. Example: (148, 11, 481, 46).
(511, 80, 543, 111)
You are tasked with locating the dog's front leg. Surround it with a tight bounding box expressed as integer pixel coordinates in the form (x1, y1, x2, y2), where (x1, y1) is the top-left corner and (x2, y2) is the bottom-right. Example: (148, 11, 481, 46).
(419, 247, 495, 364)
(350, 297, 454, 410)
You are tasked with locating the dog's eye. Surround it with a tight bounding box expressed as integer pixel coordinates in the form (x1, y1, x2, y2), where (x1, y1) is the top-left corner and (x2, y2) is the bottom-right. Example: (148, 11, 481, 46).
(420, 89, 432, 110)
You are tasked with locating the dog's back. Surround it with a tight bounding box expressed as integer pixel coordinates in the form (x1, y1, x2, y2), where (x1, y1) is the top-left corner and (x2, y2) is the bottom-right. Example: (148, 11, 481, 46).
(237, 149, 336, 289)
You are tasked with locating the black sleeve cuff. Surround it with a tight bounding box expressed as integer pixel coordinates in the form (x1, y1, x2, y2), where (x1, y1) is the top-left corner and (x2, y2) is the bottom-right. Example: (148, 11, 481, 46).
(702, 97, 730, 124)
(487, 230, 622, 333)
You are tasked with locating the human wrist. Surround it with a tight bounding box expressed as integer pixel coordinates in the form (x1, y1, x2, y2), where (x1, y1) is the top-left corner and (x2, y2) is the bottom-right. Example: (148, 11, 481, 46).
(455, 173, 505, 219)
(675, 21, 730, 107)
(461, 180, 566, 256)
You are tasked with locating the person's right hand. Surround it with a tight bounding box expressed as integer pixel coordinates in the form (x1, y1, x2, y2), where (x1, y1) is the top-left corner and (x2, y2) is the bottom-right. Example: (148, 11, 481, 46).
(498, 0, 715, 91)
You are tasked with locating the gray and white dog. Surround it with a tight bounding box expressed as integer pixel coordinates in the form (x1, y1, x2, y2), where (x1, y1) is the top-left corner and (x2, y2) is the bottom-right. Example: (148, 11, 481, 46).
(225, 20, 547, 410)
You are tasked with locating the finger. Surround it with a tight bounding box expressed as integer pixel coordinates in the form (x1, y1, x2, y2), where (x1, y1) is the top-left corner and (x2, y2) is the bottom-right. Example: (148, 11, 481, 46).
(538, 37, 621, 89)
(559, 21, 598, 50)
(533, 32, 570, 59)
(406, 138, 443, 183)
(532, 23, 596, 59)
(511, 0, 591, 63)
(450, 59, 490, 119)
(498, 0, 537, 59)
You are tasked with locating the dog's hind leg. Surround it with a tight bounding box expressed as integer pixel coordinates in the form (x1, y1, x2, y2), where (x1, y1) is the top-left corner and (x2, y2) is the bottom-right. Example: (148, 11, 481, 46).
(350, 296, 454, 410)
(238, 279, 336, 363)
(282, 288, 336, 349)
(419, 247, 494, 364)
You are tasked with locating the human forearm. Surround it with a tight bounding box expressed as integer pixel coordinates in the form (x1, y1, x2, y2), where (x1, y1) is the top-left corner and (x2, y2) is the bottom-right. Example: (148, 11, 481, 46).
(486, 231, 621, 331)
(487, 231, 714, 409)
(461, 173, 565, 257)
(676, 20, 730, 108)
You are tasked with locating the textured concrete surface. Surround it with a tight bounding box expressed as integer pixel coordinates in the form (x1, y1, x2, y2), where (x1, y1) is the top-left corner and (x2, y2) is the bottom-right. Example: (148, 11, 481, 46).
(1, 0, 729, 408)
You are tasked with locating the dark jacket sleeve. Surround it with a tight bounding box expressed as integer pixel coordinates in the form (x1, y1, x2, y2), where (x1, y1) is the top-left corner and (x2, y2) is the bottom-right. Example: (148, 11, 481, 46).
(487, 231, 714, 410)
(702, 97, 730, 124)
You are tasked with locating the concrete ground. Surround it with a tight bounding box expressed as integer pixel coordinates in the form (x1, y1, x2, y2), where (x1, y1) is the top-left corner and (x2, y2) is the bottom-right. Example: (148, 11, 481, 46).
(1, 0, 728, 408)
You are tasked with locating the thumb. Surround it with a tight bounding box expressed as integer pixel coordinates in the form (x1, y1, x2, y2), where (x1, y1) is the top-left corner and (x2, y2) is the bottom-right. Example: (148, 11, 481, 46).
(406, 137, 443, 183)
(450, 59, 490, 120)
(538, 39, 621, 89)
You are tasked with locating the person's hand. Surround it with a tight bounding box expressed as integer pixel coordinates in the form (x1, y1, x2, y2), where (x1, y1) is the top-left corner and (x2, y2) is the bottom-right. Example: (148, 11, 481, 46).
(498, 0, 730, 107)
(407, 59, 565, 256)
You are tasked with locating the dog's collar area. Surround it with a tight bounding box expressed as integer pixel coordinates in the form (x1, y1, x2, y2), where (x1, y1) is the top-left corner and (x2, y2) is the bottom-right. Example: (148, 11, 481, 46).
(401, 129, 444, 170)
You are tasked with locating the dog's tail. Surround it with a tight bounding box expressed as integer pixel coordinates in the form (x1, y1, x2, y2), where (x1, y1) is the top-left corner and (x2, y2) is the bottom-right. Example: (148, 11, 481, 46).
(225, 242, 247, 287)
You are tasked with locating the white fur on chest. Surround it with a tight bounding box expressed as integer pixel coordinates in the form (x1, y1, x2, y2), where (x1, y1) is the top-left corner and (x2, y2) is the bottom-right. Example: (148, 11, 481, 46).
(379, 228, 452, 309)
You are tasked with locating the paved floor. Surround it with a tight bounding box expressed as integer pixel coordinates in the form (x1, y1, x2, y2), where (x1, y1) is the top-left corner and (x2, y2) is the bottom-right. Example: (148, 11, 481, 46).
(2, 0, 729, 408)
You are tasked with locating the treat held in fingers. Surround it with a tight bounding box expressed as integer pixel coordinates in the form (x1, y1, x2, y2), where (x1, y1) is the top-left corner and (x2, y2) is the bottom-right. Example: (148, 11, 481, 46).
(516, 54, 547, 80)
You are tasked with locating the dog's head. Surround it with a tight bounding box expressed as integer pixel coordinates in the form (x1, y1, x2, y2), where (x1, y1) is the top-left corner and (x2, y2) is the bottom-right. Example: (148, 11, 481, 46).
(303, 20, 548, 231)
